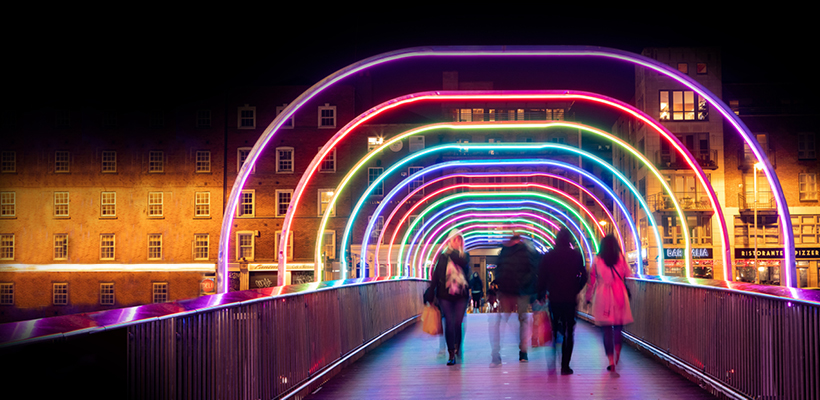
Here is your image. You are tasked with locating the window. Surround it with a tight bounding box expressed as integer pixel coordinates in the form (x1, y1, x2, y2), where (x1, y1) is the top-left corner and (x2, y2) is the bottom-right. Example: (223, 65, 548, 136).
(237, 190, 254, 217)
(0, 234, 13, 259)
(408, 166, 424, 194)
(792, 215, 820, 244)
(55, 110, 70, 128)
(276, 189, 292, 217)
(100, 234, 115, 260)
(323, 230, 336, 260)
(148, 234, 162, 260)
(696, 63, 707, 74)
(100, 283, 115, 305)
(1, 151, 15, 173)
(743, 133, 769, 164)
(367, 137, 384, 152)
(149, 151, 163, 173)
(800, 173, 818, 201)
(409, 136, 425, 152)
(194, 234, 209, 260)
(237, 232, 255, 261)
(196, 151, 211, 173)
(276, 104, 294, 128)
(54, 234, 68, 260)
(1, 192, 14, 217)
(318, 189, 336, 217)
(275, 231, 293, 259)
(54, 192, 69, 217)
(55, 151, 70, 173)
(318, 103, 336, 128)
(659, 90, 708, 121)
(196, 109, 211, 128)
(237, 147, 255, 173)
(148, 192, 163, 217)
(798, 132, 816, 160)
(238, 104, 256, 129)
(677, 63, 688, 74)
(149, 111, 164, 128)
(195, 192, 210, 217)
(102, 151, 116, 173)
(0, 283, 13, 305)
(152, 282, 168, 303)
(101, 192, 116, 217)
(368, 167, 384, 196)
(53, 283, 68, 305)
(369, 215, 384, 243)
(276, 147, 294, 173)
(319, 146, 335, 172)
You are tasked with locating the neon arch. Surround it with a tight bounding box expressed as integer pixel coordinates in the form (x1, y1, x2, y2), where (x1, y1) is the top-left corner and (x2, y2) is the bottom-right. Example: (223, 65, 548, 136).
(341, 144, 664, 276)
(376, 172, 622, 272)
(221, 47, 790, 292)
(299, 93, 726, 281)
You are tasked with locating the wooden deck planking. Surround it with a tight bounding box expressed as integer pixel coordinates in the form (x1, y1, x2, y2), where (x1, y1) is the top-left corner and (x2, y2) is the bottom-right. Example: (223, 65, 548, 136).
(306, 313, 716, 399)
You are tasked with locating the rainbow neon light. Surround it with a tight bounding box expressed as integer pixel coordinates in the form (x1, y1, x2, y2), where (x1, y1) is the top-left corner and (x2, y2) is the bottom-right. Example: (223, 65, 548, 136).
(221, 48, 789, 292)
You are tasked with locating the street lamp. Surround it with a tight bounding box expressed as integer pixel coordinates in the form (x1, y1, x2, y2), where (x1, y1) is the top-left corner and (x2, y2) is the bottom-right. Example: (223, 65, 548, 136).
(754, 162, 764, 284)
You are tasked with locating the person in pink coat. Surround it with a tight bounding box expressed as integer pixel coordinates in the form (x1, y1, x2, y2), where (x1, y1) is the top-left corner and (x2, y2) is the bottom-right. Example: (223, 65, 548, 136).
(584, 234, 633, 377)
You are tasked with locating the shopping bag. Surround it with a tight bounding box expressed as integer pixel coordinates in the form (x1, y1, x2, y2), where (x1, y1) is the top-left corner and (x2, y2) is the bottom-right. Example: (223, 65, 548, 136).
(531, 310, 552, 347)
(421, 305, 442, 335)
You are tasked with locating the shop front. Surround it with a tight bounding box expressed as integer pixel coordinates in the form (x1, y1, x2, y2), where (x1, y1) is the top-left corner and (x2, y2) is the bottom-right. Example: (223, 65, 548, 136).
(731, 247, 820, 286)
(663, 247, 713, 278)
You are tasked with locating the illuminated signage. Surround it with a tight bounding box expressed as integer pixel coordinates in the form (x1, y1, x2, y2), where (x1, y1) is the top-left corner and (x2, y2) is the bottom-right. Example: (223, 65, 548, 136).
(734, 248, 820, 259)
(664, 248, 712, 259)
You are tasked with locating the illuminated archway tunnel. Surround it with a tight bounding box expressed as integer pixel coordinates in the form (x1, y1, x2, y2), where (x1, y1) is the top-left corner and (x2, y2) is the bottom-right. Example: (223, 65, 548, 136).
(218, 47, 794, 292)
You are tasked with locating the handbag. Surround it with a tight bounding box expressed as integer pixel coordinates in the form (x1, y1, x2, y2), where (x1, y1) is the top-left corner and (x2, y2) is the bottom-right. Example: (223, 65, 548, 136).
(611, 265, 631, 299)
(531, 308, 552, 347)
(421, 304, 442, 335)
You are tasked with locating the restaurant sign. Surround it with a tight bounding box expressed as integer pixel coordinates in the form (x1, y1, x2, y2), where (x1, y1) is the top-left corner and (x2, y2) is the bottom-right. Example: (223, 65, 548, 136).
(664, 247, 712, 259)
(734, 248, 820, 259)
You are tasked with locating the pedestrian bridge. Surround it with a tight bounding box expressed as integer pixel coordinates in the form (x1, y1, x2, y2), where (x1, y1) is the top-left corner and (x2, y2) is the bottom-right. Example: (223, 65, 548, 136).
(1, 278, 817, 400)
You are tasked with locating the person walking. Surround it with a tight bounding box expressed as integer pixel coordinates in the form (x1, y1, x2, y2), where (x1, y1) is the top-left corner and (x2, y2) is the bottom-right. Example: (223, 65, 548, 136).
(536, 228, 588, 375)
(584, 234, 633, 377)
(490, 232, 539, 365)
(427, 228, 470, 366)
(469, 272, 484, 313)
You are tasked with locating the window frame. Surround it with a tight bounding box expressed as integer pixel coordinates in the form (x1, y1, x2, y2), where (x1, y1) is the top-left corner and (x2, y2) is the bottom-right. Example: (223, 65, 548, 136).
(318, 103, 336, 129)
(276, 147, 294, 173)
(237, 190, 255, 218)
(101, 150, 117, 173)
(100, 234, 115, 260)
(319, 146, 336, 172)
(195, 191, 210, 217)
(0, 234, 14, 260)
(196, 150, 211, 173)
(368, 167, 384, 196)
(196, 109, 211, 128)
(798, 132, 816, 160)
(152, 282, 168, 303)
(323, 230, 336, 260)
(53, 283, 68, 305)
(236, 231, 255, 261)
(148, 192, 163, 217)
(1, 151, 16, 173)
(1, 191, 15, 217)
(276, 104, 294, 128)
(275, 230, 293, 259)
(799, 173, 818, 201)
(148, 233, 162, 260)
(276, 189, 293, 217)
(238, 104, 256, 129)
(237, 147, 255, 174)
(194, 234, 209, 260)
(100, 283, 115, 306)
(54, 233, 68, 260)
(101, 191, 116, 217)
(318, 188, 336, 217)
(148, 151, 164, 173)
(408, 166, 424, 195)
(54, 191, 69, 218)
(659, 90, 709, 121)
(55, 151, 70, 173)
(0, 283, 13, 305)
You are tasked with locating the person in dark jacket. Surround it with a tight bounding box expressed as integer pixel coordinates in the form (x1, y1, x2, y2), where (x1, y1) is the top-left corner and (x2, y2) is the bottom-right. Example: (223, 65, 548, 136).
(537, 227, 588, 375)
(427, 228, 470, 366)
(469, 272, 483, 313)
(490, 232, 539, 365)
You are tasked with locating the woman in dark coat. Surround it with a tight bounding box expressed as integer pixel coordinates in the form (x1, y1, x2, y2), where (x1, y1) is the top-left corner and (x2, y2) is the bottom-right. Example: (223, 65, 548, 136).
(428, 228, 470, 365)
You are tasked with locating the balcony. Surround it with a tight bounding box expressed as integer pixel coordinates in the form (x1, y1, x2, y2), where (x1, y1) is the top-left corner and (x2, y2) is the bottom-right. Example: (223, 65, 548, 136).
(648, 192, 713, 213)
(738, 191, 776, 210)
(738, 148, 776, 170)
(655, 150, 718, 170)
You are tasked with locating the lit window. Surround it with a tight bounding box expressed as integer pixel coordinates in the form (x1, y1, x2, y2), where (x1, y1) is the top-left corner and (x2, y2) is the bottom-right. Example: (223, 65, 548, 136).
(54, 234, 68, 260)
(149, 151, 163, 173)
(1, 192, 15, 217)
(196, 151, 211, 173)
(275, 231, 293, 259)
(55, 151, 70, 173)
(102, 151, 116, 173)
(194, 234, 209, 260)
(318, 189, 336, 217)
(318, 103, 336, 128)
(237, 232, 254, 261)
(696, 63, 707, 74)
(368, 167, 384, 196)
(148, 192, 163, 217)
(659, 90, 708, 121)
(238, 104, 256, 129)
(798, 132, 816, 160)
(196, 109, 211, 128)
(53, 283, 68, 305)
(1, 151, 15, 173)
(101, 192, 116, 217)
(367, 137, 384, 152)
(237, 147, 255, 173)
(0, 234, 13, 260)
(100, 234, 115, 260)
(319, 146, 335, 172)
(276, 190, 292, 217)
(152, 282, 168, 303)
(276, 147, 294, 173)
(323, 230, 336, 260)
(677, 63, 688, 74)
(237, 190, 254, 217)
(799, 173, 818, 201)
(195, 192, 210, 217)
(54, 192, 69, 217)
(100, 283, 115, 305)
(408, 166, 424, 194)
(148, 234, 162, 260)
(0, 283, 13, 305)
(276, 104, 294, 128)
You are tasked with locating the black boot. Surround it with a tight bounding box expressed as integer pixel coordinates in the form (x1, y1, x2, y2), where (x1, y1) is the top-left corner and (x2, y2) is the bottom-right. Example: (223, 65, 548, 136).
(447, 350, 456, 366)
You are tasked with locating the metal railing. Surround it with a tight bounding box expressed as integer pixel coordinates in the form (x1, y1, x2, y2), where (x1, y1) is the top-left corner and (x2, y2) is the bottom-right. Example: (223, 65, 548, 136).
(1, 278, 426, 400)
(648, 192, 712, 212)
(620, 277, 820, 400)
(738, 191, 776, 209)
(656, 149, 719, 170)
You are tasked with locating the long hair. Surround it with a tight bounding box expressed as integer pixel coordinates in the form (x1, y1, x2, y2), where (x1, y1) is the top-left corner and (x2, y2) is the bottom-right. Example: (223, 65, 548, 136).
(597, 234, 622, 268)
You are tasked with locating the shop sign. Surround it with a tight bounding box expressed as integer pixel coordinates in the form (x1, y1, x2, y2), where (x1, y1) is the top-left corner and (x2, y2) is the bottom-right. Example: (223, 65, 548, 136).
(664, 247, 712, 259)
(200, 278, 215, 293)
(735, 247, 820, 259)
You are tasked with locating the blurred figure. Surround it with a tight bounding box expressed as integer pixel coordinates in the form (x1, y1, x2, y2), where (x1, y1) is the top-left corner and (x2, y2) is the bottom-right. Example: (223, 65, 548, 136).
(490, 232, 539, 365)
(428, 228, 470, 366)
(537, 228, 588, 375)
(585, 234, 633, 377)
(469, 272, 484, 313)
(486, 280, 498, 313)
